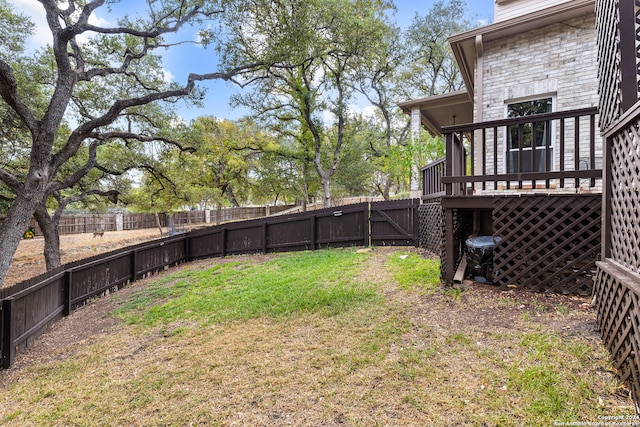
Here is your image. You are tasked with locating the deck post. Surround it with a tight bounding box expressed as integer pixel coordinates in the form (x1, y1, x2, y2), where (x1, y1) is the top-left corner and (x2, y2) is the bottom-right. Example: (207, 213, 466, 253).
(619, 0, 639, 112)
(445, 132, 454, 196)
(444, 208, 456, 285)
(601, 133, 613, 259)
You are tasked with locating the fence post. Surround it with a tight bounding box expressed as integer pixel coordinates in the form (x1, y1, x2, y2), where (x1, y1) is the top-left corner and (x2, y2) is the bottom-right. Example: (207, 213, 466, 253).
(63, 270, 73, 316)
(262, 222, 268, 254)
(310, 216, 316, 250)
(221, 228, 227, 257)
(602, 133, 613, 260)
(364, 203, 370, 247)
(2, 298, 14, 369)
(131, 249, 138, 282)
(184, 235, 191, 263)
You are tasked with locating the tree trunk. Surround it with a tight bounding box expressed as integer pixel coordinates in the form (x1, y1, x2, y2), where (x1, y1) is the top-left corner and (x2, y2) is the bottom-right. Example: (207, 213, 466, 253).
(383, 176, 391, 201)
(227, 187, 240, 207)
(154, 211, 164, 237)
(34, 207, 62, 270)
(0, 190, 45, 286)
(321, 176, 331, 208)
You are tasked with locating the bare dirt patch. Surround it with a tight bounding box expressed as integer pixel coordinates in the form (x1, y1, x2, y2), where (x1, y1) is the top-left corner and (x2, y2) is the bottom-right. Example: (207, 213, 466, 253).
(5, 228, 166, 287)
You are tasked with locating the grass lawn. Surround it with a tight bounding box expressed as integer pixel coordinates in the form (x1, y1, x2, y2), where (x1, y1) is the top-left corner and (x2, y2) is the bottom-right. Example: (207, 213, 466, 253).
(0, 248, 633, 426)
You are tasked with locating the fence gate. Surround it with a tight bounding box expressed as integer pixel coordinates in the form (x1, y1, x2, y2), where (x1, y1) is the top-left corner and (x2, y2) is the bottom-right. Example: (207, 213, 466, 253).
(370, 199, 420, 247)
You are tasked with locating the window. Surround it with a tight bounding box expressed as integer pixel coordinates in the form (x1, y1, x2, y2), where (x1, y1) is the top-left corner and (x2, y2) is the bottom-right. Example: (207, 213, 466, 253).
(506, 97, 553, 173)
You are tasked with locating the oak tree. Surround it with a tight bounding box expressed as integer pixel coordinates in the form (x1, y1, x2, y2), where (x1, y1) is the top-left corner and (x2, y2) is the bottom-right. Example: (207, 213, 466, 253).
(221, 0, 395, 207)
(0, 0, 260, 286)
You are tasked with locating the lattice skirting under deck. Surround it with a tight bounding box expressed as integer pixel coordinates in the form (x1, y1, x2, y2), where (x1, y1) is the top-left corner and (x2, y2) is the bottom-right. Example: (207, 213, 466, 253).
(418, 199, 443, 255)
(594, 261, 640, 411)
(433, 207, 472, 284)
(492, 194, 601, 295)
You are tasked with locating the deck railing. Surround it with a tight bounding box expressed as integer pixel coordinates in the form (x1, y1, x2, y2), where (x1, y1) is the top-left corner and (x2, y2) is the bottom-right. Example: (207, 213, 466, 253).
(433, 107, 600, 196)
(420, 157, 446, 198)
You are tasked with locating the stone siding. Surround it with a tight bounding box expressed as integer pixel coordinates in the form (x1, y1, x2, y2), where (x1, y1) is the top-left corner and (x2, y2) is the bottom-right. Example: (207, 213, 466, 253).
(476, 14, 601, 193)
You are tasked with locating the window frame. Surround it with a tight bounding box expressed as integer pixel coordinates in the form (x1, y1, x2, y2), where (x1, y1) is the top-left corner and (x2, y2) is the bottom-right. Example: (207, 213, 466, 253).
(503, 95, 556, 174)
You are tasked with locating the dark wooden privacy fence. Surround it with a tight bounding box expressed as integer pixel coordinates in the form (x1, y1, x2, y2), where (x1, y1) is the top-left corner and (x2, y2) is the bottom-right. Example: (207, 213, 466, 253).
(0, 199, 419, 369)
(370, 199, 419, 247)
(20, 206, 294, 237)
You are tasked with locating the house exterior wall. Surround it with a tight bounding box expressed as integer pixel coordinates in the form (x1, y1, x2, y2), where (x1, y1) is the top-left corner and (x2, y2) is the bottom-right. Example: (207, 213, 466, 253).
(494, 0, 574, 22)
(475, 13, 600, 193)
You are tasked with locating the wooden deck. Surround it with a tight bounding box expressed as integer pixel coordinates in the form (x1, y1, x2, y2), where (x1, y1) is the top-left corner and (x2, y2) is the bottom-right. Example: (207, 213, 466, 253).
(420, 108, 603, 293)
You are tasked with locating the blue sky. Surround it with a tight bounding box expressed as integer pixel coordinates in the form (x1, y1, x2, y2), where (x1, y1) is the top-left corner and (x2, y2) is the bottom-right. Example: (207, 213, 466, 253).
(11, 0, 494, 122)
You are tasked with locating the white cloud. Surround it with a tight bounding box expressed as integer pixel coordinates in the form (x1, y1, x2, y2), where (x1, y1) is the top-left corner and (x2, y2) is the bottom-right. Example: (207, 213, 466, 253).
(322, 110, 336, 126)
(170, 116, 187, 127)
(161, 68, 175, 84)
(11, 0, 52, 50)
(88, 11, 110, 27)
(10, 0, 115, 50)
(320, 101, 378, 126)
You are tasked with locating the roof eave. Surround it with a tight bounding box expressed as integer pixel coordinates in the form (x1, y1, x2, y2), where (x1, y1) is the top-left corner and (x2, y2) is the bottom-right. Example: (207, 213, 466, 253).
(449, 0, 596, 95)
(397, 90, 473, 136)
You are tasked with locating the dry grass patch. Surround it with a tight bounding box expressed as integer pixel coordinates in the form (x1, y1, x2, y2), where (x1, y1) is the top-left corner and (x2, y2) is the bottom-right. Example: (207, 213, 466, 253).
(0, 247, 634, 426)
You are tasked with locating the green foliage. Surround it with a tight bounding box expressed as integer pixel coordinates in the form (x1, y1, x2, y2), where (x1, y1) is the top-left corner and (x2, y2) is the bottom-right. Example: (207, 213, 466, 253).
(251, 149, 316, 205)
(348, 0, 462, 199)
(330, 118, 378, 198)
(0, 0, 32, 60)
(0, 1, 252, 283)
(187, 117, 263, 207)
(222, 0, 396, 206)
(123, 116, 275, 211)
(115, 249, 378, 326)
(400, 0, 475, 99)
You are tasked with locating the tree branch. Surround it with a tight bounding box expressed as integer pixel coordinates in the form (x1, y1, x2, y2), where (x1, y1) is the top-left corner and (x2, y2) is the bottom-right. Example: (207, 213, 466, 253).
(0, 60, 38, 131)
(48, 140, 101, 193)
(0, 168, 22, 193)
(92, 131, 197, 153)
(81, 13, 205, 39)
(51, 63, 263, 172)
